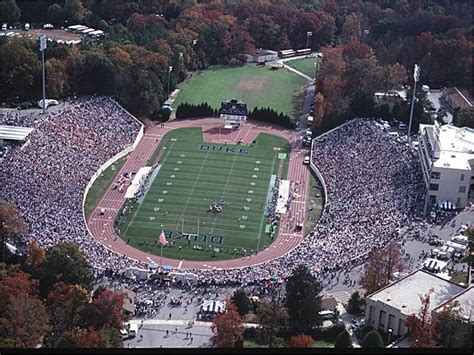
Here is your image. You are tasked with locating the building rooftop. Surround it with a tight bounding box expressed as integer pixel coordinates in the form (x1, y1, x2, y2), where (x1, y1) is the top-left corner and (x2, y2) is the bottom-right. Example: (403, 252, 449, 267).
(368, 269, 465, 317)
(420, 123, 474, 171)
(432, 287, 474, 323)
(0, 125, 34, 141)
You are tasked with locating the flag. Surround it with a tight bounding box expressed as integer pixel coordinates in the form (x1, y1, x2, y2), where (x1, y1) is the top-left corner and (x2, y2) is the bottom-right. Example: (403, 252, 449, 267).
(158, 230, 168, 246)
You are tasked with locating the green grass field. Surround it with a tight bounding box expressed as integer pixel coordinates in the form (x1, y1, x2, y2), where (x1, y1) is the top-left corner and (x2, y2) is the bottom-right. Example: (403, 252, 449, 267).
(116, 128, 290, 261)
(173, 65, 307, 117)
(84, 153, 129, 219)
(286, 58, 318, 78)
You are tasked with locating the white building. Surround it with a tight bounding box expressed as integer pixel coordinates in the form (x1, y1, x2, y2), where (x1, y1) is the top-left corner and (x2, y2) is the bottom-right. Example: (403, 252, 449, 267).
(365, 269, 465, 337)
(418, 122, 474, 209)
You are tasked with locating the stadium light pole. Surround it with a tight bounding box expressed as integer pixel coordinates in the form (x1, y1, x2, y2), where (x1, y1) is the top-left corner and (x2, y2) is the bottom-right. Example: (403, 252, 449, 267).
(168, 65, 173, 99)
(306, 31, 313, 49)
(407, 64, 420, 145)
(39, 35, 47, 114)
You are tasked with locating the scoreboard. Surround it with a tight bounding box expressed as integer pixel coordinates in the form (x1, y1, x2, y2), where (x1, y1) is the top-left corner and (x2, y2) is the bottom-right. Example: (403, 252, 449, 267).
(219, 99, 247, 122)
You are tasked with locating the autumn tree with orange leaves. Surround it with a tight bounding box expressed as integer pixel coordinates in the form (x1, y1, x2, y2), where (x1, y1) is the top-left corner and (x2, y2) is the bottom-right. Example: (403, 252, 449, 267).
(288, 333, 314, 348)
(360, 241, 404, 296)
(405, 289, 440, 348)
(211, 300, 244, 348)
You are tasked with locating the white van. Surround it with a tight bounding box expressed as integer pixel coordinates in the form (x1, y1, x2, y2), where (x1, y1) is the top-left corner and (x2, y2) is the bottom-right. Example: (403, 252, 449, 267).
(303, 156, 310, 165)
(1, 23, 7, 31)
(120, 329, 129, 340)
(128, 323, 138, 338)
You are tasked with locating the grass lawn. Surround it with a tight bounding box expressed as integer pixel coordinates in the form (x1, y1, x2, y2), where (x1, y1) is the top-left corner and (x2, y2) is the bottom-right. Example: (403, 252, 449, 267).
(116, 127, 290, 261)
(286, 58, 318, 78)
(314, 340, 334, 348)
(173, 65, 307, 117)
(84, 153, 129, 219)
(304, 172, 324, 235)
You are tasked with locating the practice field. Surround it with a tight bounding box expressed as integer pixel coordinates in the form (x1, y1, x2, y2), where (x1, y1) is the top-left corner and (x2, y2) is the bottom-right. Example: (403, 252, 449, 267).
(173, 65, 307, 117)
(285, 58, 318, 79)
(116, 128, 290, 261)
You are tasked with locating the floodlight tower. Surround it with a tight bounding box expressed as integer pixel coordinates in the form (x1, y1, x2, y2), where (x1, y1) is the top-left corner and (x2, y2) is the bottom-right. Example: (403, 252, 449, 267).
(407, 64, 420, 145)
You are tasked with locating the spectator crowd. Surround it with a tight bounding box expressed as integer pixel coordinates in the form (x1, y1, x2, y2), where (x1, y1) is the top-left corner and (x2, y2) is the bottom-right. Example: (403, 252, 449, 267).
(1, 101, 425, 298)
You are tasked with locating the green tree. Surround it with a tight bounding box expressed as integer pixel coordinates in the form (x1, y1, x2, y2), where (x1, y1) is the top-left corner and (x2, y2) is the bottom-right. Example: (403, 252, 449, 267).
(47, 3, 65, 26)
(335, 329, 353, 348)
(347, 291, 364, 316)
(0, 0, 21, 23)
(0, 200, 26, 263)
(256, 298, 288, 348)
(0, 38, 41, 102)
(453, 108, 474, 129)
(231, 289, 252, 317)
(361, 330, 384, 348)
(38, 242, 94, 297)
(285, 265, 322, 333)
(64, 0, 88, 24)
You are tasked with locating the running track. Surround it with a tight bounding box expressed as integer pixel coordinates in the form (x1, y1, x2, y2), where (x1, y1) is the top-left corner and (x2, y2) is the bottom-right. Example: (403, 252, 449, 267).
(87, 118, 310, 270)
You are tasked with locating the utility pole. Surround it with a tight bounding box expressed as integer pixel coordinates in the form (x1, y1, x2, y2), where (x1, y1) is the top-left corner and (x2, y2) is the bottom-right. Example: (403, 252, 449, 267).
(39, 35, 47, 114)
(408, 64, 420, 145)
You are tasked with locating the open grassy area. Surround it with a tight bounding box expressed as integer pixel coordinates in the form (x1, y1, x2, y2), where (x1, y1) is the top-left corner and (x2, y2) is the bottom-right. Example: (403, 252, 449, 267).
(84, 153, 129, 219)
(116, 127, 290, 261)
(286, 57, 318, 78)
(173, 65, 307, 117)
(304, 172, 325, 235)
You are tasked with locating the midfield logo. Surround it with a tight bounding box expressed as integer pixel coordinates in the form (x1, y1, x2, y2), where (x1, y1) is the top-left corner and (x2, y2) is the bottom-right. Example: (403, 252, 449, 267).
(162, 230, 224, 244)
(199, 144, 249, 154)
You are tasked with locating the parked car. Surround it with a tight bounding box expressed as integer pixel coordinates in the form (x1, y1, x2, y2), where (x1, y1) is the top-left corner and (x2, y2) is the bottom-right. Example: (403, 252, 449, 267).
(303, 155, 310, 165)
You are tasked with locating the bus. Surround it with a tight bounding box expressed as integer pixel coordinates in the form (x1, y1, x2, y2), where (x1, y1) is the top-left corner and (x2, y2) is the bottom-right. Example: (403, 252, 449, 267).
(295, 48, 311, 56)
(277, 49, 296, 58)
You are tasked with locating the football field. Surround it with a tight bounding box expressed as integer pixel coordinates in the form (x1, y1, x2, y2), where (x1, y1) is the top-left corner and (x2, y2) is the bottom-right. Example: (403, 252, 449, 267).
(117, 128, 290, 261)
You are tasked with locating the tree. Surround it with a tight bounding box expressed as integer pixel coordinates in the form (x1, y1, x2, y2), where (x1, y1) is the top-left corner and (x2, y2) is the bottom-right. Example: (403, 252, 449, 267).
(285, 265, 322, 333)
(83, 289, 125, 331)
(47, 3, 65, 26)
(359, 241, 404, 296)
(361, 329, 384, 348)
(453, 108, 474, 129)
(231, 289, 252, 317)
(44, 282, 89, 348)
(405, 289, 440, 348)
(0, 0, 21, 23)
(0, 200, 27, 263)
(335, 329, 353, 348)
(256, 298, 288, 348)
(312, 92, 324, 132)
(288, 333, 314, 348)
(461, 228, 474, 267)
(25, 240, 45, 270)
(211, 300, 244, 348)
(0, 270, 50, 348)
(38, 242, 94, 297)
(63, 0, 88, 24)
(347, 291, 364, 316)
(435, 300, 471, 348)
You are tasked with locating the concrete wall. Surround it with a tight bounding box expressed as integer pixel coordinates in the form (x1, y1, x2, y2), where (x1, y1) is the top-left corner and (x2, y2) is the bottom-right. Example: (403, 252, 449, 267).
(429, 166, 471, 208)
(366, 299, 409, 337)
